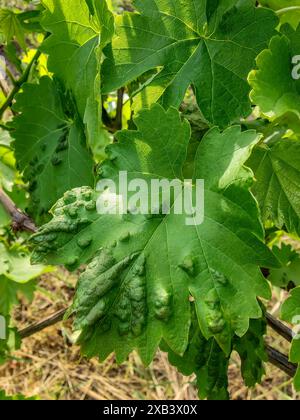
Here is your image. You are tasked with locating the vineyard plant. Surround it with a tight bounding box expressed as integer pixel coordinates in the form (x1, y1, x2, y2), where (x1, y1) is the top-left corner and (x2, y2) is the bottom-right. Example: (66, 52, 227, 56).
(0, 0, 300, 401)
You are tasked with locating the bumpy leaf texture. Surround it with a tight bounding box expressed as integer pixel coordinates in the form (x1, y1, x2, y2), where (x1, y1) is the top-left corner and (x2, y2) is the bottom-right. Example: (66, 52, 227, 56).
(281, 287, 300, 391)
(11, 76, 94, 221)
(248, 139, 300, 236)
(31, 105, 279, 365)
(41, 0, 114, 158)
(163, 313, 267, 399)
(249, 24, 300, 133)
(102, 0, 277, 127)
(161, 307, 230, 400)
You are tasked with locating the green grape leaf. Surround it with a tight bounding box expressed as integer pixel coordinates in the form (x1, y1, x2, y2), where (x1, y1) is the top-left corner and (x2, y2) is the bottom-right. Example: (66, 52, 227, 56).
(260, 1, 300, 29)
(248, 139, 300, 236)
(31, 105, 279, 364)
(102, 0, 277, 127)
(161, 308, 230, 400)
(11, 76, 95, 221)
(4, 41, 22, 74)
(0, 239, 49, 316)
(0, 276, 36, 317)
(268, 244, 300, 288)
(0, 9, 26, 49)
(281, 287, 300, 390)
(249, 25, 300, 133)
(234, 317, 267, 387)
(41, 0, 114, 159)
(0, 241, 51, 284)
(0, 319, 20, 365)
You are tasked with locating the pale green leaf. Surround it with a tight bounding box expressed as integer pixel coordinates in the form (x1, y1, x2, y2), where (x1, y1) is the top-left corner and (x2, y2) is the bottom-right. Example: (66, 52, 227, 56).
(0, 241, 51, 284)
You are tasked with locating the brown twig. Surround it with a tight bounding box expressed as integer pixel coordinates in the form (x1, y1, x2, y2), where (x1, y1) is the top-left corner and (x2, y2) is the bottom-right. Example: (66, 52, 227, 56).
(102, 88, 125, 133)
(15, 306, 298, 380)
(0, 79, 9, 97)
(18, 308, 67, 339)
(266, 312, 294, 343)
(266, 345, 297, 378)
(0, 188, 37, 233)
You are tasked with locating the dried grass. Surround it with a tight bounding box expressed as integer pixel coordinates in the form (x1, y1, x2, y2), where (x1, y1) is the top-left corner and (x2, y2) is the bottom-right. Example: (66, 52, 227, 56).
(0, 269, 299, 400)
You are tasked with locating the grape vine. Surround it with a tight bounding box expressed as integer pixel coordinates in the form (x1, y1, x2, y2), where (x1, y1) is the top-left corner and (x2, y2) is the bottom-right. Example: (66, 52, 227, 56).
(0, 0, 300, 400)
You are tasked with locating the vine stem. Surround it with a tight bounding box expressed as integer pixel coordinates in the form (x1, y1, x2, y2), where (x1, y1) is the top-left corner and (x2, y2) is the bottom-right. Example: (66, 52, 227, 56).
(266, 312, 294, 343)
(0, 48, 41, 118)
(19, 309, 67, 339)
(266, 345, 297, 378)
(18, 311, 293, 341)
(276, 6, 300, 15)
(16, 308, 297, 378)
(0, 188, 37, 233)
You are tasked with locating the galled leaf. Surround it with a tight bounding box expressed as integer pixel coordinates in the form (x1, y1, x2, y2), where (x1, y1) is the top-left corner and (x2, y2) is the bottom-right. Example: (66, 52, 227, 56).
(11, 76, 95, 221)
(161, 306, 230, 400)
(31, 105, 279, 364)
